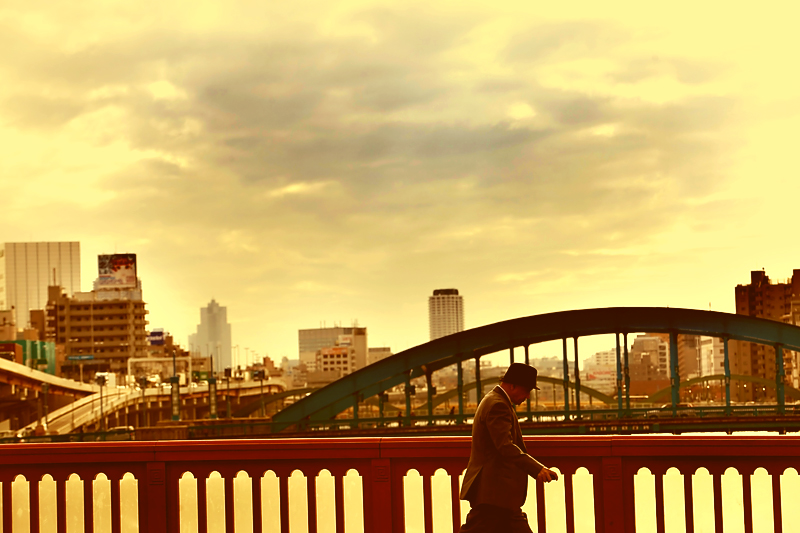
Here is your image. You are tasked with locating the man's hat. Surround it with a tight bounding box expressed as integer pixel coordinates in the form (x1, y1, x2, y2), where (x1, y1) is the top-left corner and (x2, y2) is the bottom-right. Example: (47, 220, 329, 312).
(501, 363, 540, 391)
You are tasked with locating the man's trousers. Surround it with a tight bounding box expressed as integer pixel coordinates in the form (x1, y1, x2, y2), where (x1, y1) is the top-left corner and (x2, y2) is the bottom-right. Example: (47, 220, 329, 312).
(459, 504, 533, 533)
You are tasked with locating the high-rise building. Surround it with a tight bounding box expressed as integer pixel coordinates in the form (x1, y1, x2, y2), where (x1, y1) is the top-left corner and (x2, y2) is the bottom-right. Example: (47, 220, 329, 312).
(188, 299, 232, 374)
(629, 335, 669, 380)
(0, 242, 81, 328)
(50, 285, 149, 380)
(677, 335, 702, 379)
(644, 332, 702, 379)
(699, 336, 725, 377)
(733, 270, 800, 401)
(428, 288, 464, 341)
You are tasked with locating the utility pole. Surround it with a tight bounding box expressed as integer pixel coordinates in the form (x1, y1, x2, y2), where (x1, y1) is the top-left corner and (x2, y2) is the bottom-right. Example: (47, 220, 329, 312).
(42, 383, 50, 430)
(139, 376, 147, 427)
(208, 353, 218, 419)
(170, 349, 180, 421)
(224, 367, 232, 418)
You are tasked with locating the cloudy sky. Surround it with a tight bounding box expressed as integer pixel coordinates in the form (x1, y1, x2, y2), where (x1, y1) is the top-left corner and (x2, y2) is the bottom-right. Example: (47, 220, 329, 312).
(2, 0, 799, 365)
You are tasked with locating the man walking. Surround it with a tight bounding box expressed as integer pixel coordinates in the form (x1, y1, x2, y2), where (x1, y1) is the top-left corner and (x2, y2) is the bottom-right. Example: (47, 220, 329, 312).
(459, 363, 558, 532)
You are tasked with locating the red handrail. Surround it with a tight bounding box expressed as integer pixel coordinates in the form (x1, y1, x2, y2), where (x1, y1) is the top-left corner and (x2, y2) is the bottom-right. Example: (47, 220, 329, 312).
(0, 435, 798, 532)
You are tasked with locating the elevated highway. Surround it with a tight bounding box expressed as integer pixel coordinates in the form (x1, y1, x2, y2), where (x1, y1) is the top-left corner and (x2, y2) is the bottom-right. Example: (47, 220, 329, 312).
(19, 379, 290, 435)
(0, 357, 97, 431)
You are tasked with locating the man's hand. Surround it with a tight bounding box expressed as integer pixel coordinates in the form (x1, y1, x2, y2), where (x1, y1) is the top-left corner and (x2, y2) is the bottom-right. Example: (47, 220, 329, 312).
(537, 468, 558, 483)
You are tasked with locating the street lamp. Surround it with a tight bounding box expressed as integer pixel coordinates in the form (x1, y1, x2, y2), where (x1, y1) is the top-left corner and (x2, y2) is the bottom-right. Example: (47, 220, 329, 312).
(96, 374, 107, 432)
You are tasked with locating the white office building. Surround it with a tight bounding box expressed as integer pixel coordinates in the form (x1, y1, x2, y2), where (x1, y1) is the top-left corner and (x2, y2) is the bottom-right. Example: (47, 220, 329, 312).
(428, 288, 464, 341)
(0, 242, 81, 328)
(700, 336, 725, 377)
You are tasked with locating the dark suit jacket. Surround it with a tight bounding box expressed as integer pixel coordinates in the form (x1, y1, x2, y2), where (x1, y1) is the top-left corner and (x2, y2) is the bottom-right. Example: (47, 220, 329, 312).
(459, 386, 545, 510)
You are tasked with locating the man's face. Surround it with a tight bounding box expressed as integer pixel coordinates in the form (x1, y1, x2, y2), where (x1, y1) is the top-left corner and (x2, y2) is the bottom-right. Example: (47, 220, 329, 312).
(507, 384, 531, 405)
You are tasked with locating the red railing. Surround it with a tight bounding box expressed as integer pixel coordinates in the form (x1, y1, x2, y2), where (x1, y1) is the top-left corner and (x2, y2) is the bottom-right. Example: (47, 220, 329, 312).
(1, 435, 799, 532)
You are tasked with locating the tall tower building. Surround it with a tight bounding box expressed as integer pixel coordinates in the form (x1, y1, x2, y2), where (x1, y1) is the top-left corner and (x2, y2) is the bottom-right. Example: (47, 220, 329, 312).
(188, 299, 232, 374)
(0, 242, 81, 328)
(428, 288, 464, 341)
(734, 269, 800, 401)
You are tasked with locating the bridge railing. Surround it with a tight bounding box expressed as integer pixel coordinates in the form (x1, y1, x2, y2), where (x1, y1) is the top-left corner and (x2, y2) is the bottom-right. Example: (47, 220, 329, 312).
(1, 435, 799, 532)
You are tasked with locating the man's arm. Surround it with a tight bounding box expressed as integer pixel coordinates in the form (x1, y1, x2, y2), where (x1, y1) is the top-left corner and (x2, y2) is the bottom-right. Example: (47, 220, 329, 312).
(484, 403, 547, 478)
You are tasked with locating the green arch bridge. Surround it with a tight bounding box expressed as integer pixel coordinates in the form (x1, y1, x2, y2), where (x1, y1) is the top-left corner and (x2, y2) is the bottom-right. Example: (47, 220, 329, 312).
(271, 307, 800, 432)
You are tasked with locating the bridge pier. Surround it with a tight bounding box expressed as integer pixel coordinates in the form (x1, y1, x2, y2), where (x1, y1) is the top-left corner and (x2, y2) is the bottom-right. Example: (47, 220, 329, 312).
(669, 331, 680, 416)
(404, 374, 412, 427)
(474, 354, 482, 402)
(776, 344, 786, 414)
(524, 345, 531, 418)
(574, 337, 581, 418)
(561, 338, 570, 420)
(623, 333, 631, 414)
(456, 361, 464, 424)
(724, 337, 732, 415)
(425, 372, 434, 426)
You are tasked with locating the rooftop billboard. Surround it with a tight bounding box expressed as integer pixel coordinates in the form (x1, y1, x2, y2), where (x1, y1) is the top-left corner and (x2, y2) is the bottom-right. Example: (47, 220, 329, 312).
(97, 253, 137, 289)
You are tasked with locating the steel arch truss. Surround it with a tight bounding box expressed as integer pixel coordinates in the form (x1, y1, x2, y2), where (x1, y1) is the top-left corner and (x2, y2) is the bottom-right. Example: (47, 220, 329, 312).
(272, 307, 800, 432)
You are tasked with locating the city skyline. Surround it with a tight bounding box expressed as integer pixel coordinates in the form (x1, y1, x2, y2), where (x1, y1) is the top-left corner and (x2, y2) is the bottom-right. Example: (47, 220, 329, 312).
(2, 2, 799, 362)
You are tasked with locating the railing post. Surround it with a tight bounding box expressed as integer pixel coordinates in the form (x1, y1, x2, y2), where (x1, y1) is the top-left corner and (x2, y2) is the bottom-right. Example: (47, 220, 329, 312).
(371, 458, 394, 533)
(600, 457, 626, 532)
(146, 462, 167, 533)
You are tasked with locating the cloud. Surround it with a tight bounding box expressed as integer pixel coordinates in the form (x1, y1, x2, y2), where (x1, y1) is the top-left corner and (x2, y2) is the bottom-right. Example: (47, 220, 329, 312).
(267, 181, 335, 198)
(0, 4, 747, 355)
